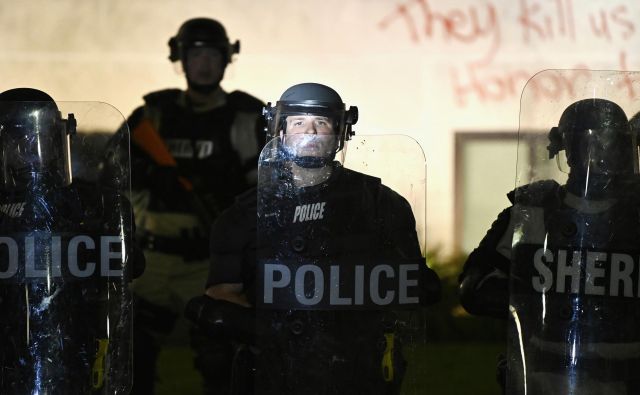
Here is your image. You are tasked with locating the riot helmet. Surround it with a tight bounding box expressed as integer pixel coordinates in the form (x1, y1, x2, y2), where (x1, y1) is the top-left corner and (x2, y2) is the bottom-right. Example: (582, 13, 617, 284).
(0, 88, 76, 190)
(547, 98, 637, 196)
(629, 110, 640, 142)
(168, 18, 239, 92)
(262, 83, 358, 168)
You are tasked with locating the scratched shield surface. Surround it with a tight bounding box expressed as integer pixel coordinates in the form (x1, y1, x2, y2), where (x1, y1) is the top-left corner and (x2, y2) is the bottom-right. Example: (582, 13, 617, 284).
(507, 70, 640, 395)
(0, 101, 133, 395)
(254, 134, 428, 394)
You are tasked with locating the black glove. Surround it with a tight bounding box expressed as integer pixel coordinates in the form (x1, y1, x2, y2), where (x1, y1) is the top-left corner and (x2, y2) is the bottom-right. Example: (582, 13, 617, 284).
(130, 243, 146, 279)
(420, 264, 442, 306)
(185, 295, 256, 344)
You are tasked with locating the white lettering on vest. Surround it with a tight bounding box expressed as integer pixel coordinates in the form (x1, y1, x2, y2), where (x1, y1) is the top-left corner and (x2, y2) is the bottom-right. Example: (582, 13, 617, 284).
(292, 202, 326, 223)
(531, 248, 640, 298)
(0, 234, 124, 279)
(262, 262, 420, 307)
(0, 202, 26, 218)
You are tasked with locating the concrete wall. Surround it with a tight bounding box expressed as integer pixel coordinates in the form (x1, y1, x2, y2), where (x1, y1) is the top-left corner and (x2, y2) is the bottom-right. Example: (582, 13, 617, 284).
(2, 0, 639, 254)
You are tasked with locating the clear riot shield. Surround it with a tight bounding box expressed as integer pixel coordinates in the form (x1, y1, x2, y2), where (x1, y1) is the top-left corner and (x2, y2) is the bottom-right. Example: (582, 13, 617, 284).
(255, 133, 428, 395)
(508, 70, 640, 394)
(0, 101, 133, 394)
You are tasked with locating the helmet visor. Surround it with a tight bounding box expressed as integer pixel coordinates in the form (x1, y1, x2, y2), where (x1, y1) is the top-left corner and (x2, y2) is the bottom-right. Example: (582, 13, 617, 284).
(269, 102, 346, 167)
(0, 102, 71, 189)
(564, 124, 637, 176)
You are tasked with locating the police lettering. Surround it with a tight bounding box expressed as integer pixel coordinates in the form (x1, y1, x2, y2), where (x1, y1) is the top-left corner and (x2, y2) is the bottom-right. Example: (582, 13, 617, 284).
(262, 262, 420, 307)
(293, 202, 326, 223)
(167, 138, 214, 159)
(0, 202, 26, 218)
(0, 234, 123, 279)
(532, 248, 640, 297)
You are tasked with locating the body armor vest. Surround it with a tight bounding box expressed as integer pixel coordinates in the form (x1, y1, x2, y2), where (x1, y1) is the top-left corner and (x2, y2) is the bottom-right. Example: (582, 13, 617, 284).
(254, 166, 405, 395)
(144, 90, 258, 214)
(509, 181, 640, 383)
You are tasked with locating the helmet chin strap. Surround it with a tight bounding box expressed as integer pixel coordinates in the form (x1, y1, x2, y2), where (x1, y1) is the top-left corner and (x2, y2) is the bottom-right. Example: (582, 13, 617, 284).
(292, 155, 333, 169)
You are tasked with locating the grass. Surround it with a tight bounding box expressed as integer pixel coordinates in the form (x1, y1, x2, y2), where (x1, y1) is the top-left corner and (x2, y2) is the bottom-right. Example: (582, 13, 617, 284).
(156, 346, 202, 395)
(418, 342, 505, 395)
(155, 252, 505, 394)
(156, 342, 505, 395)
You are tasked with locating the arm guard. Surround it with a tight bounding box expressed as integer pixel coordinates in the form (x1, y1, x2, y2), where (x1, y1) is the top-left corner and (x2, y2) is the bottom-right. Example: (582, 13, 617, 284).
(458, 206, 512, 319)
(459, 250, 509, 319)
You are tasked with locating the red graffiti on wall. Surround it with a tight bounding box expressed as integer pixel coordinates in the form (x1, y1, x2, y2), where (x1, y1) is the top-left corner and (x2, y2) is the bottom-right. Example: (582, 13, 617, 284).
(450, 51, 638, 107)
(378, 0, 501, 65)
(379, 0, 639, 107)
(517, 0, 576, 43)
(380, 0, 636, 48)
(588, 5, 635, 42)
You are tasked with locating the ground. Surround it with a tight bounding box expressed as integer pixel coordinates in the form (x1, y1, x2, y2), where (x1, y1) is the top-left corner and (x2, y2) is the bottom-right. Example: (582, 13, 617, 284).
(156, 342, 505, 394)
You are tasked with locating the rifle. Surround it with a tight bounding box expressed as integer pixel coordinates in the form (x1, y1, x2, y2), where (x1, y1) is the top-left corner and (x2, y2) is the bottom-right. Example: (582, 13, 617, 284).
(130, 118, 215, 229)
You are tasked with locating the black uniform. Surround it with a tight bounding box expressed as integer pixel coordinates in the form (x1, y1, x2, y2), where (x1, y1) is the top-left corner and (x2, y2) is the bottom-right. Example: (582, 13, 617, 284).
(206, 164, 440, 395)
(0, 179, 137, 395)
(460, 179, 640, 392)
(128, 88, 264, 215)
(126, 87, 264, 394)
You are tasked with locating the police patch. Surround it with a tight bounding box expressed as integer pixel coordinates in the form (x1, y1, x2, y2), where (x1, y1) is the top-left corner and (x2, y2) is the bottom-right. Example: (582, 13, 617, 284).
(257, 257, 423, 310)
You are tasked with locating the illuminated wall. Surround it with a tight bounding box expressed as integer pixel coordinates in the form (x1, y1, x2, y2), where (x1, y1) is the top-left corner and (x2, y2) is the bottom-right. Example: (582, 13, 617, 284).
(1, 0, 639, 253)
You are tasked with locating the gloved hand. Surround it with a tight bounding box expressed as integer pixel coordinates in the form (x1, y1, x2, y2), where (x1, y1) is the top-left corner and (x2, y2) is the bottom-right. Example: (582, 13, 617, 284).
(185, 295, 256, 345)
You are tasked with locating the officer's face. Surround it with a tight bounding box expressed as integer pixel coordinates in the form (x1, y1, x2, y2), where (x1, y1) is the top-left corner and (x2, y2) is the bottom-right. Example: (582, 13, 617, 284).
(185, 46, 224, 86)
(283, 115, 337, 158)
(566, 127, 635, 176)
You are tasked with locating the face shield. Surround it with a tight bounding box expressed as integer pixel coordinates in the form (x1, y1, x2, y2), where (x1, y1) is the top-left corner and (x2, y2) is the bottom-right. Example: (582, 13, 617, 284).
(564, 126, 638, 177)
(264, 101, 358, 168)
(0, 101, 75, 190)
(547, 98, 638, 180)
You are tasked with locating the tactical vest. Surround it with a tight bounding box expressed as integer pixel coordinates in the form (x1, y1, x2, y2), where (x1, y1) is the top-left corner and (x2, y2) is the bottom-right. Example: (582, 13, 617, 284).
(142, 89, 263, 214)
(509, 181, 640, 381)
(253, 166, 406, 395)
(133, 89, 263, 260)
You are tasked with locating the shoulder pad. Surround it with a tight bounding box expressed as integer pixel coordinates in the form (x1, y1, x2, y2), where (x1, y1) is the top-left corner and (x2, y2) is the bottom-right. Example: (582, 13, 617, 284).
(142, 89, 182, 107)
(340, 167, 382, 189)
(227, 90, 265, 112)
(507, 179, 561, 206)
(126, 105, 146, 129)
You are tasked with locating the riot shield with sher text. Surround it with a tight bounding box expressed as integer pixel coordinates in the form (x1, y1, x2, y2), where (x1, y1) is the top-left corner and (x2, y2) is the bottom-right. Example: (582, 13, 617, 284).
(508, 70, 640, 394)
(0, 101, 133, 395)
(255, 134, 429, 395)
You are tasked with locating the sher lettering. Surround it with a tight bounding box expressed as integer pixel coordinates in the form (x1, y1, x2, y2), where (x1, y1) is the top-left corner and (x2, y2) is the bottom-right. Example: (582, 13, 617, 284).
(530, 247, 640, 298)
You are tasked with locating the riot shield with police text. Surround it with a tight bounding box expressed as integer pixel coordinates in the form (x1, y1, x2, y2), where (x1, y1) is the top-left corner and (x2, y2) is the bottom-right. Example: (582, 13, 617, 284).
(255, 133, 430, 395)
(508, 70, 640, 394)
(0, 100, 133, 395)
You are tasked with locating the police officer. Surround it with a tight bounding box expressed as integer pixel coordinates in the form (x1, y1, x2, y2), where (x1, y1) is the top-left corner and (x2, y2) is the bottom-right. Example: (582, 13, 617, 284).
(0, 88, 140, 394)
(187, 82, 441, 394)
(124, 17, 265, 393)
(459, 97, 640, 393)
